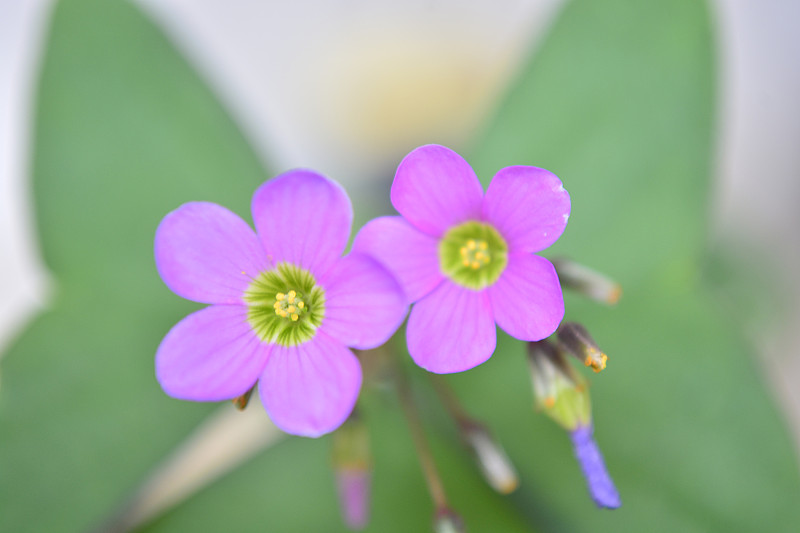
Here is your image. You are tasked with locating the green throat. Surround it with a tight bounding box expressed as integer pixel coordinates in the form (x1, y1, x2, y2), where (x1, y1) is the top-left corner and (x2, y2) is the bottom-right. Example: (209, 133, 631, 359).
(244, 262, 325, 346)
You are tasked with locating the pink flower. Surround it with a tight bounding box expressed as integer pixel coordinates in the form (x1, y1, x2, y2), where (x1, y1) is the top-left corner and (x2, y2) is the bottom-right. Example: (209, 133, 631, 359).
(353, 145, 570, 373)
(154, 170, 407, 437)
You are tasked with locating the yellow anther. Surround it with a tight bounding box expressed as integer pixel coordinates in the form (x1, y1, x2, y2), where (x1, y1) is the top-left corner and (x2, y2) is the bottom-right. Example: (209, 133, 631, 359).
(287, 305, 296, 314)
(467, 240, 477, 250)
(460, 247, 468, 256)
(273, 301, 281, 309)
(479, 241, 488, 250)
(585, 352, 608, 373)
(544, 396, 556, 409)
(462, 259, 471, 267)
(475, 251, 486, 261)
(470, 261, 480, 269)
(279, 310, 288, 318)
(276, 292, 286, 301)
(297, 301, 305, 309)
(291, 314, 299, 321)
(287, 290, 296, 303)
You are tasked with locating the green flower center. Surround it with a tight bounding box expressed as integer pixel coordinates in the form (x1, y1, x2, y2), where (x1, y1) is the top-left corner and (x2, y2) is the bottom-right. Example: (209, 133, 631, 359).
(243, 262, 325, 347)
(439, 221, 508, 289)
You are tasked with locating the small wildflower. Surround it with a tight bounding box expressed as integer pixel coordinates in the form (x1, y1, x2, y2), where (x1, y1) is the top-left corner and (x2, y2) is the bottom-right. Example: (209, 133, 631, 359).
(551, 257, 622, 305)
(354, 144, 570, 373)
(154, 170, 408, 437)
(527, 340, 620, 509)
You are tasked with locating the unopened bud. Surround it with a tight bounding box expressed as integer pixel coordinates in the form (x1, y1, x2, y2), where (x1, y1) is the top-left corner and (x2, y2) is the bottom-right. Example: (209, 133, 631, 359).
(527, 340, 591, 431)
(557, 322, 608, 373)
(552, 257, 622, 305)
(231, 385, 255, 410)
(462, 423, 519, 494)
(570, 425, 621, 509)
(332, 412, 372, 530)
(434, 507, 466, 533)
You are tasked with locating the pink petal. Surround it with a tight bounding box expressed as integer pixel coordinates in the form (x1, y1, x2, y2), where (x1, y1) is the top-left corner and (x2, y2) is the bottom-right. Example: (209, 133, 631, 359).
(259, 331, 362, 437)
(488, 253, 564, 341)
(406, 280, 496, 373)
(155, 202, 269, 304)
(320, 253, 408, 350)
(482, 166, 571, 253)
(391, 145, 484, 237)
(251, 170, 353, 277)
(156, 305, 269, 401)
(351, 216, 443, 302)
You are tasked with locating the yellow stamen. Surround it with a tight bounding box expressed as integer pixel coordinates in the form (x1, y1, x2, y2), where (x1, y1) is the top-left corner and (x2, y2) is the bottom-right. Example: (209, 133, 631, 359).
(297, 301, 304, 309)
(585, 352, 608, 373)
(471, 261, 480, 269)
(462, 259, 471, 267)
(287, 290, 296, 303)
(467, 240, 477, 250)
(291, 314, 299, 321)
(544, 396, 555, 409)
(479, 241, 488, 250)
(287, 305, 296, 314)
(276, 292, 285, 301)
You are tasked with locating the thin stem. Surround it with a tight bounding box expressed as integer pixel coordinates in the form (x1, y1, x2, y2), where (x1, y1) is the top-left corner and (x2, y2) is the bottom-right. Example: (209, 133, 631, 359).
(395, 366, 449, 509)
(430, 375, 476, 431)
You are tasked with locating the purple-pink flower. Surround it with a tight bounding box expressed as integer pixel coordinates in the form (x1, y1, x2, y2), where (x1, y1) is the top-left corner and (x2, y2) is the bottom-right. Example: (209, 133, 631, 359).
(154, 170, 408, 437)
(354, 145, 570, 373)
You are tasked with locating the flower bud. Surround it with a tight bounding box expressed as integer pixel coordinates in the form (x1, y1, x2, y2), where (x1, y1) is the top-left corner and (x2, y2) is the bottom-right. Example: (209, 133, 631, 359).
(527, 340, 591, 431)
(461, 422, 518, 494)
(556, 322, 608, 373)
(570, 425, 621, 509)
(434, 507, 466, 533)
(551, 257, 622, 305)
(332, 412, 372, 530)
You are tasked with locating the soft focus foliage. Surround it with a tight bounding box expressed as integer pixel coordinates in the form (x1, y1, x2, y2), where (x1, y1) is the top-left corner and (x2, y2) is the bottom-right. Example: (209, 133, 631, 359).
(1, 0, 799, 532)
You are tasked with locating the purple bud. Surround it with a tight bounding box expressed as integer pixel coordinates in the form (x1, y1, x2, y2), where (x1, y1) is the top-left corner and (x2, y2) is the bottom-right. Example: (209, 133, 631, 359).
(336, 468, 371, 530)
(570, 425, 621, 509)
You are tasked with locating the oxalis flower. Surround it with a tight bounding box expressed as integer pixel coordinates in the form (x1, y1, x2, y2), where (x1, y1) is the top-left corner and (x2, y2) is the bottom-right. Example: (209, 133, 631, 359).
(353, 145, 570, 373)
(154, 170, 408, 437)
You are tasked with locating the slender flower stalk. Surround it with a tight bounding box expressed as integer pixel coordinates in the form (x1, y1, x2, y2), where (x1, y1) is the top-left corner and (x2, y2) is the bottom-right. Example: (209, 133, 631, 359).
(396, 368, 449, 510)
(551, 257, 622, 305)
(432, 376, 519, 494)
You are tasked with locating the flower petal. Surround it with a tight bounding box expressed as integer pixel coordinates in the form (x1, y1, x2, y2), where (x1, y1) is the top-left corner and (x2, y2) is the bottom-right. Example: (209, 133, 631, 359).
(488, 253, 564, 341)
(155, 202, 269, 304)
(320, 253, 408, 349)
(406, 280, 496, 373)
(259, 331, 361, 437)
(482, 166, 571, 253)
(391, 145, 484, 237)
(156, 305, 269, 401)
(352, 216, 443, 302)
(252, 169, 353, 276)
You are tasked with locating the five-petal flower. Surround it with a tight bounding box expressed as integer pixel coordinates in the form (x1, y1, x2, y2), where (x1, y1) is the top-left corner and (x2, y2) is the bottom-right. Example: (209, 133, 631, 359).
(353, 145, 570, 373)
(154, 170, 408, 437)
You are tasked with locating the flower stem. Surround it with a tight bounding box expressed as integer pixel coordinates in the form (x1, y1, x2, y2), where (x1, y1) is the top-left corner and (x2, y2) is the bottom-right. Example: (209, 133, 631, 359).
(395, 366, 449, 509)
(430, 375, 474, 430)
